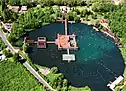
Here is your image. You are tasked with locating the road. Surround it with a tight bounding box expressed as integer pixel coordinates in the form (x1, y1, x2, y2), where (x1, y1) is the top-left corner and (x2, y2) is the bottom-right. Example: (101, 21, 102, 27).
(23, 61, 55, 91)
(0, 30, 16, 54)
(0, 29, 55, 91)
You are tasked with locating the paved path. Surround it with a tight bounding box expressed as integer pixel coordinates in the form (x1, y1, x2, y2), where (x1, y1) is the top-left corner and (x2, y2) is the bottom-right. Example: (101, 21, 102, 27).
(23, 61, 55, 91)
(0, 29, 16, 54)
(0, 28, 55, 91)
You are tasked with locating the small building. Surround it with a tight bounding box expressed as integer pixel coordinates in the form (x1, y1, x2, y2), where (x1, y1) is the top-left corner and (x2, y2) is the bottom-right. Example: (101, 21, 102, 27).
(19, 6, 28, 13)
(62, 54, 75, 62)
(60, 6, 70, 13)
(7, 5, 28, 13)
(0, 51, 6, 61)
(37, 37, 46, 48)
(21, 6, 27, 11)
(0, 55, 6, 61)
(8, 5, 20, 12)
(107, 76, 124, 91)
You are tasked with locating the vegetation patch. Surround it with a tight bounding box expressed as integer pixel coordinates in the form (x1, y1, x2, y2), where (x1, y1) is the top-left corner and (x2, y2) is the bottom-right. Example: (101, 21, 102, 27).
(0, 60, 45, 91)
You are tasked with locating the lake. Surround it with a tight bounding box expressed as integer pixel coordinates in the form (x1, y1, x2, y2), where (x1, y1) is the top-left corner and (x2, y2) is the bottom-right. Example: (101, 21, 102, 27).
(28, 23, 125, 91)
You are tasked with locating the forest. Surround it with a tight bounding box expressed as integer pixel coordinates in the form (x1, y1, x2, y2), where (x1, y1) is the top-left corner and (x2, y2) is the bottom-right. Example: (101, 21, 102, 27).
(6, 7, 57, 44)
(7, 0, 84, 6)
(0, 60, 45, 91)
(0, 58, 91, 91)
(41, 67, 91, 91)
(94, 3, 126, 60)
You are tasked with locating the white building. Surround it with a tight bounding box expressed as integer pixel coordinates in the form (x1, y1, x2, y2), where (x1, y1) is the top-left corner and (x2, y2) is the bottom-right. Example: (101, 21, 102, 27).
(21, 6, 27, 11)
(60, 6, 71, 13)
(107, 76, 124, 91)
(0, 52, 6, 61)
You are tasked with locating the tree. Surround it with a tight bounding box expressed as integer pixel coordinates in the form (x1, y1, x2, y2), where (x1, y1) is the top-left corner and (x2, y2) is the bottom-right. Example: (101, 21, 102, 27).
(13, 53, 19, 61)
(0, 0, 3, 16)
(8, 33, 17, 43)
(63, 79, 68, 87)
(53, 0, 62, 5)
(8, 0, 20, 5)
(14, 39, 23, 47)
(92, 14, 97, 19)
(2, 49, 13, 57)
(120, 0, 126, 3)
(108, 5, 126, 38)
(74, 16, 80, 23)
(80, 9, 88, 17)
(74, 9, 80, 15)
(83, 86, 91, 91)
(20, 0, 28, 5)
(23, 43, 28, 53)
(0, 61, 44, 91)
(0, 40, 6, 50)
(38, 0, 53, 6)
(11, 12, 18, 21)
(91, 2, 100, 12)
(50, 67, 58, 74)
(2, 9, 18, 22)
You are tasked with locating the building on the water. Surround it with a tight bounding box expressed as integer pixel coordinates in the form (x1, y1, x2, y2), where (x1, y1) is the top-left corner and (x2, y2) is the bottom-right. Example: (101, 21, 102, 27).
(107, 76, 124, 91)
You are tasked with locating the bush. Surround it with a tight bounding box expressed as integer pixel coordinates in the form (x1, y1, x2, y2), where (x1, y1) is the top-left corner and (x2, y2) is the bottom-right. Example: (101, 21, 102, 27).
(23, 43, 29, 53)
(50, 67, 58, 74)
(0, 60, 44, 91)
(0, 40, 6, 50)
(74, 16, 80, 23)
(2, 49, 13, 57)
(13, 53, 20, 61)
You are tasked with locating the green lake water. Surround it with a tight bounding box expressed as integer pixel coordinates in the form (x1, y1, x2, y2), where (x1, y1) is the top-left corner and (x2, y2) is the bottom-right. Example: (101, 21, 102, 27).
(28, 23, 125, 91)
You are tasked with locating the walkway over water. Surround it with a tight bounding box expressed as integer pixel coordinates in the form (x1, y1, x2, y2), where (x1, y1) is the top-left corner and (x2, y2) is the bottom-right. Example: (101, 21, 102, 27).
(28, 23, 125, 91)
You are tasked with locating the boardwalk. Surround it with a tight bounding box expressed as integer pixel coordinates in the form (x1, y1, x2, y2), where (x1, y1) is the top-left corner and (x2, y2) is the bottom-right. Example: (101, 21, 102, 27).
(65, 19, 68, 35)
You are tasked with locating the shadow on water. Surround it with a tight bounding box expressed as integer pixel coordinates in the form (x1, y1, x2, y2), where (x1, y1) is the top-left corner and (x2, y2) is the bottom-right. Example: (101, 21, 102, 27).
(27, 23, 125, 91)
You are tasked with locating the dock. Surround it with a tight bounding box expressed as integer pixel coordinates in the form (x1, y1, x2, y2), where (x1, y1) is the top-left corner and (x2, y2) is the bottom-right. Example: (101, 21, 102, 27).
(100, 19, 120, 46)
(65, 19, 68, 35)
(24, 8, 78, 62)
(56, 20, 75, 24)
(107, 76, 124, 91)
(62, 48, 75, 62)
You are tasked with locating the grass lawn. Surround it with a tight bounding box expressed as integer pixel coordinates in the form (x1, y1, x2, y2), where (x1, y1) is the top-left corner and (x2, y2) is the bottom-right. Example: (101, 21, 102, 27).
(0, 60, 45, 91)
(122, 85, 126, 91)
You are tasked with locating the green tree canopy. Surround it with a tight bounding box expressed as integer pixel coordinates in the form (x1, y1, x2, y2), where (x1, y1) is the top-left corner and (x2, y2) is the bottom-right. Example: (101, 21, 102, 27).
(2, 49, 13, 57)
(13, 53, 20, 61)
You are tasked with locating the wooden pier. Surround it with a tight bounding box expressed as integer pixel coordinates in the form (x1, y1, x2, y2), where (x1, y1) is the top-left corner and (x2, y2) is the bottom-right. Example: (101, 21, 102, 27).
(24, 8, 78, 62)
(99, 19, 121, 47)
(56, 19, 75, 24)
(65, 19, 68, 35)
(46, 41, 55, 44)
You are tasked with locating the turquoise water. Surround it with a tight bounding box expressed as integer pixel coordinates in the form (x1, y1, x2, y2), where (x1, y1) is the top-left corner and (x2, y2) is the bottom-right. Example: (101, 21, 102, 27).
(28, 23, 124, 91)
